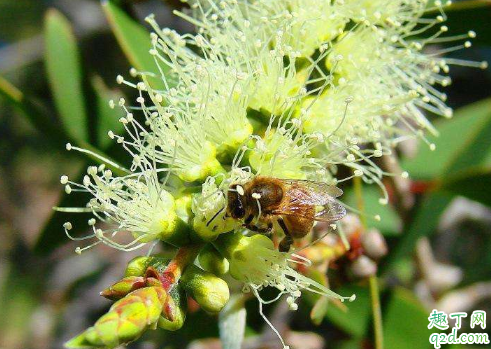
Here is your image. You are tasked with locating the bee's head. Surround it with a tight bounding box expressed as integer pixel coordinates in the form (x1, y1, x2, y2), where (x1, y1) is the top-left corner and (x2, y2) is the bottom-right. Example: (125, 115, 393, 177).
(227, 184, 246, 219)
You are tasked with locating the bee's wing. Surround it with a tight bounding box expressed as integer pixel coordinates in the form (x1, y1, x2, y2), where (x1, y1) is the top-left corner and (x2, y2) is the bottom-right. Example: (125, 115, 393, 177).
(271, 198, 346, 223)
(313, 199, 347, 222)
(271, 180, 346, 222)
(279, 179, 343, 204)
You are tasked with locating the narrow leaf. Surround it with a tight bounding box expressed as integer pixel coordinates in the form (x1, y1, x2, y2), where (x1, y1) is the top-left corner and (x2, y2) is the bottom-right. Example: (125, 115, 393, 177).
(384, 288, 434, 349)
(102, 0, 166, 89)
(325, 285, 371, 338)
(90, 76, 124, 148)
(402, 98, 491, 180)
(345, 186, 402, 235)
(0, 76, 125, 174)
(0, 75, 65, 148)
(442, 171, 491, 207)
(311, 297, 329, 326)
(381, 192, 453, 274)
(45, 9, 89, 142)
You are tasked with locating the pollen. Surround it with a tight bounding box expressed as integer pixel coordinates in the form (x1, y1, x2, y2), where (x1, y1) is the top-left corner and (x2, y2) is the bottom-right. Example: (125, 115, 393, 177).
(236, 185, 245, 196)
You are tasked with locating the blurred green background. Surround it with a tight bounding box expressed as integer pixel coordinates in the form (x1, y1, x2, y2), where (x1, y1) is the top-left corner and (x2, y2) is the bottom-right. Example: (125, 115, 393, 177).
(1, 0, 491, 348)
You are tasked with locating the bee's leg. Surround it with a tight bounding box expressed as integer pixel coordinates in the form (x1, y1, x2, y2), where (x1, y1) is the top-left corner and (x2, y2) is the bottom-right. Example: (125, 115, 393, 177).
(244, 217, 273, 233)
(279, 235, 293, 252)
(244, 214, 254, 225)
(277, 218, 293, 252)
(244, 222, 272, 233)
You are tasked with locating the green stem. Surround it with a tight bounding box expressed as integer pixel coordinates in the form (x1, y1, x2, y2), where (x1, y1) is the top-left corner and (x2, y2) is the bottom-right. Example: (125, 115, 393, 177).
(369, 275, 384, 349)
(353, 176, 384, 349)
(161, 243, 203, 290)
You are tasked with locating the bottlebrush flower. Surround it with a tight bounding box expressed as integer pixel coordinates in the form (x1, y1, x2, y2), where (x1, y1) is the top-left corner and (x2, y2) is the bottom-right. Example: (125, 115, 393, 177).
(176, 1, 317, 115)
(325, 7, 487, 134)
(217, 233, 355, 303)
(250, 0, 348, 57)
(192, 175, 241, 241)
(146, 17, 254, 157)
(112, 77, 225, 183)
(248, 117, 330, 181)
(214, 232, 355, 347)
(339, 0, 428, 26)
(182, 0, 486, 153)
(58, 154, 181, 253)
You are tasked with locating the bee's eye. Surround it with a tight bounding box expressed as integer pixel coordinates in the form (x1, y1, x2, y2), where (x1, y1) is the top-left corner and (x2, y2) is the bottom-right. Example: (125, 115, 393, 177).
(233, 200, 245, 218)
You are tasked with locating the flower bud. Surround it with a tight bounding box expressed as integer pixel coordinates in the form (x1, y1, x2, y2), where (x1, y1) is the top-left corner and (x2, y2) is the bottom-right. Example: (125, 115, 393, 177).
(125, 255, 170, 277)
(350, 255, 377, 279)
(100, 276, 147, 300)
(181, 265, 230, 313)
(161, 218, 194, 247)
(65, 287, 166, 348)
(175, 194, 193, 224)
(361, 228, 388, 259)
(158, 284, 187, 331)
(198, 244, 230, 275)
(248, 128, 310, 180)
(179, 141, 224, 182)
(214, 233, 275, 283)
(216, 123, 253, 158)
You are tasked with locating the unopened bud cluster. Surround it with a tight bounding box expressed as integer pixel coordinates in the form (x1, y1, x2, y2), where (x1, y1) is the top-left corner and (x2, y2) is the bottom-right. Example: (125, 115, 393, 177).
(67, 255, 231, 348)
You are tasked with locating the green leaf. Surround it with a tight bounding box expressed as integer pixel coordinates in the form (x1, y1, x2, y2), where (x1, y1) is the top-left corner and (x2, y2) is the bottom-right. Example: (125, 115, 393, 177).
(0, 264, 39, 348)
(0, 75, 65, 148)
(0, 76, 124, 172)
(310, 297, 329, 326)
(402, 98, 491, 180)
(45, 9, 89, 142)
(90, 76, 124, 148)
(337, 340, 363, 349)
(383, 288, 433, 349)
(428, 1, 491, 46)
(325, 285, 370, 338)
(33, 163, 89, 255)
(219, 295, 247, 349)
(305, 269, 330, 325)
(381, 192, 452, 274)
(442, 171, 491, 207)
(402, 98, 491, 207)
(102, 0, 166, 89)
(345, 186, 402, 235)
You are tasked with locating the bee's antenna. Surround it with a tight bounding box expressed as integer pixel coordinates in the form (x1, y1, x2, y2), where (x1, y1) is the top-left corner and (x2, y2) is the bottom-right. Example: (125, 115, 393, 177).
(252, 192, 262, 223)
(206, 206, 225, 227)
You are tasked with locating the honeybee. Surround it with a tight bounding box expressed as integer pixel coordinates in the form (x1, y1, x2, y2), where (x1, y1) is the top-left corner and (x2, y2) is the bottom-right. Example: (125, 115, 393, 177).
(226, 176, 346, 252)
